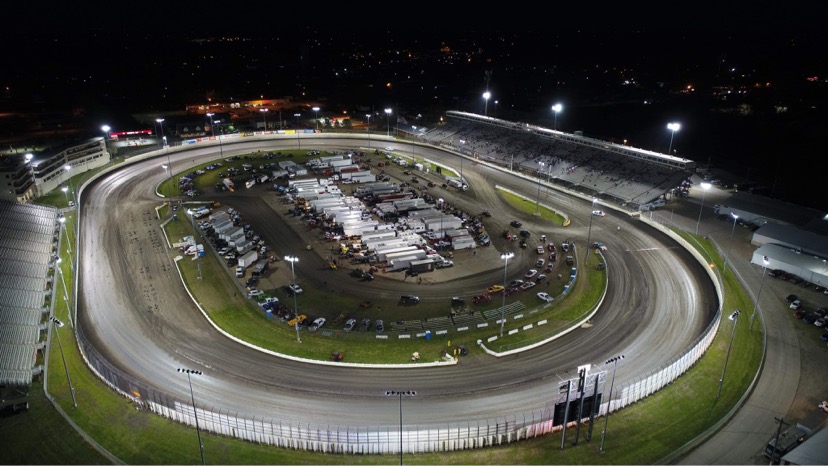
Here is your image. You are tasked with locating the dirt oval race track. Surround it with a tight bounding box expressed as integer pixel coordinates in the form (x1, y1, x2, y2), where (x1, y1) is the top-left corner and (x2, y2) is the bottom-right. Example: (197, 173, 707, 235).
(77, 136, 718, 427)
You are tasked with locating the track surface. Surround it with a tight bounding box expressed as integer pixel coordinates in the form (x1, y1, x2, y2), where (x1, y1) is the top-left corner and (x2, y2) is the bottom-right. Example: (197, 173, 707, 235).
(78, 137, 717, 428)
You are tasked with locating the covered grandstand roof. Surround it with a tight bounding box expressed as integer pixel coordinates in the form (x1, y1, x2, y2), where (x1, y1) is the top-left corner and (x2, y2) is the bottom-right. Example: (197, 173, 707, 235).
(0, 199, 59, 386)
(422, 111, 694, 208)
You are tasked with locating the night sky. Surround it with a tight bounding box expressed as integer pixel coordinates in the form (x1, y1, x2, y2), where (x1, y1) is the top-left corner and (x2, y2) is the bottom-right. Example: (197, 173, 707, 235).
(3, 2, 827, 209)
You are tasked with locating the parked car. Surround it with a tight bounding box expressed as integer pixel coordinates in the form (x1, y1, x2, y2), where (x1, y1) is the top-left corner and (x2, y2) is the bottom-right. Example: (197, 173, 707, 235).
(802, 313, 816, 325)
(789, 299, 802, 310)
(343, 318, 357, 331)
(359, 318, 372, 331)
(769, 269, 784, 278)
(524, 269, 538, 278)
(592, 210, 606, 217)
(785, 294, 798, 304)
(520, 281, 536, 290)
(565, 256, 575, 266)
(820, 333, 828, 342)
(793, 310, 805, 319)
(536, 258, 545, 268)
(510, 220, 522, 227)
(537, 292, 554, 303)
(486, 285, 504, 293)
(310, 317, 326, 331)
(288, 314, 307, 326)
(400, 295, 420, 304)
(248, 289, 263, 298)
(375, 319, 384, 333)
(236, 266, 245, 277)
(286, 284, 304, 295)
(536, 246, 544, 254)
(508, 279, 524, 288)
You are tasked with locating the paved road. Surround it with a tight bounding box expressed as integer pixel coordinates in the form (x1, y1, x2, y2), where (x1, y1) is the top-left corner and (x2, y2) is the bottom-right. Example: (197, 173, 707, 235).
(77, 137, 717, 437)
(649, 179, 828, 464)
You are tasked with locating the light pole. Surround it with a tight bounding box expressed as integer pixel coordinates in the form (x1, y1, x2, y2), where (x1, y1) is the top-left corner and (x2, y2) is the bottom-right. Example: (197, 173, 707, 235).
(206, 113, 215, 137)
(285, 255, 301, 343)
(585, 198, 597, 263)
(717, 310, 741, 398)
(459, 139, 465, 182)
(600, 355, 624, 451)
(55, 257, 72, 327)
(294, 113, 301, 149)
(667, 122, 681, 154)
(552, 103, 563, 131)
(58, 216, 74, 272)
(101, 125, 111, 156)
(494, 100, 499, 116)
(384, 108, 392, 137)
(260, 108, 268, 131)
(312, 106, 320, 131)
(535, 161, 545, 216)
(156, 118, 166, 148)
(483, 91, 491, 116)
(177, 368, 206, 465)
(751, 255, 770, 329)
(63, 165, 74, 204)
(695, 182, 711, 235)
(214, 119, 224, 157)
(186, 210, 202, 280)
(499, 252, 514, 337)
(385, 390, 416, 465)
(49, 317, 77, 408)
(366, 114, 372, 148)
(722, 212, 739, 277)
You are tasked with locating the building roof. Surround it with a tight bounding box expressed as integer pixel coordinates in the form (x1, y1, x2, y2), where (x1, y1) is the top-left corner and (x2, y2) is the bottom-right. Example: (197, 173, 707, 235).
(723, 191, 828, 234)
(782, 427, 828, 465)
(753, 222, 828, 258)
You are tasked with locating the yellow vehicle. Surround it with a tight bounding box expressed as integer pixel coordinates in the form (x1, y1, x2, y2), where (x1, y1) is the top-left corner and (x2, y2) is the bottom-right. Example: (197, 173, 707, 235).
(487, 285, 504, 293)
(288, 314, 307, 326)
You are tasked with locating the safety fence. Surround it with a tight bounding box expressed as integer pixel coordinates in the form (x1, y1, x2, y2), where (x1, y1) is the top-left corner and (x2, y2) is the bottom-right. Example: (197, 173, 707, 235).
(67, 135, 725, 454)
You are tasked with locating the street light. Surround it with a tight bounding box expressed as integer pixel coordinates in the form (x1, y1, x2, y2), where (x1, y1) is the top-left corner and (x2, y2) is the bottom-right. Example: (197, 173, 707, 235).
(585, 198, 597, 263)
(156, 118, 166, 148)
(312, 106, 320, 131)
(384, 108, 392, 137)
(722, 212, 739, 277)
(499, 252, 514, 337)
(695, 182, 711, 235)
(177, 368, 206, 465)
(600, 355, 624, 451)
(55, 257, 72, 327)
(50, 316, 77, 408)
(483, 91, 491, 116)
(366, 114, 372, 148)
(206, 113, 215, 137)
(750, 255, 770, 329)
(494, 100, 499, 116)
(185, 210, 202, 280)
(717, 310, 741, 398)
(667, 122, 681, 154)
(535, 161, 545, 216)
(285, 255, 301, 343)
(260, 108, 268, 131)
(101, 125, 111, 155)
(58, 216, 74, 272)
(552, 103, 563, 131)
(385, 390, 416, 465)
(294, 113, 301, 149)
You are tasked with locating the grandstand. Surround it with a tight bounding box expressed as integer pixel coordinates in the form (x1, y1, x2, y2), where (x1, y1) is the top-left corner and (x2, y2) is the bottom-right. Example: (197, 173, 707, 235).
(422, 111, 696, 209)
(0, 199, 61, 399)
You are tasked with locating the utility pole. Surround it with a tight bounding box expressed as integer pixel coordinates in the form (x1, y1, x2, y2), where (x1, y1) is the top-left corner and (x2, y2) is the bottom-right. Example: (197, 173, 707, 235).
(771, 417, 789, 465)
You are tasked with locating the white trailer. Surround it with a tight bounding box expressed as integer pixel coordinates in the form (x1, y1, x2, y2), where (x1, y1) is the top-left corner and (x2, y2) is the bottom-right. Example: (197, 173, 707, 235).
(388, 255, 421, 271)
(238, 250, 259, 268)
(385, 249, 426, 262)
(377, 246, 420, 261)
